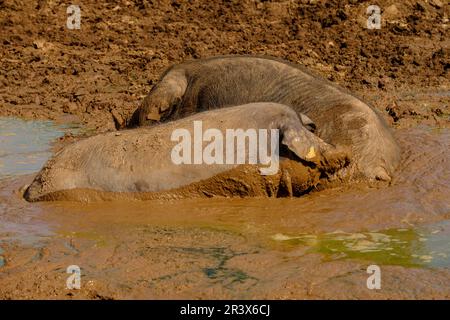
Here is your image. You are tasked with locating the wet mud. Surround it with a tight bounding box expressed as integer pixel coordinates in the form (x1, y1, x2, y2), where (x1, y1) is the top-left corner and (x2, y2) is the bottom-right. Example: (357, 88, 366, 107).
(0, 124, 449, 299)
(0, 0, 448, 300)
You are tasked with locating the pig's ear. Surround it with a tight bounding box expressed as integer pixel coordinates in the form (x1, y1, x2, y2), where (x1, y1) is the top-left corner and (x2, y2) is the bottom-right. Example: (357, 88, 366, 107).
(281, 126, 351, 175)
(299, 113, 316, 133)
(280, 122, 321, 163)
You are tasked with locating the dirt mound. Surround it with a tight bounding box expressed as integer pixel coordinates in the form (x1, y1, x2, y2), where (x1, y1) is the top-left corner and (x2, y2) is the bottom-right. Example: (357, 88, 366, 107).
(0, 0, 448, 131)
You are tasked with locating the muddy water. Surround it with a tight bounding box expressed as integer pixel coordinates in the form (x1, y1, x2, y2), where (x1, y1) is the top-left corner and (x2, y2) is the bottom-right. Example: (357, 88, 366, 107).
(0, 118, 80, 179)
(0, 118, 83, 245)
(0, 124, 449, 299)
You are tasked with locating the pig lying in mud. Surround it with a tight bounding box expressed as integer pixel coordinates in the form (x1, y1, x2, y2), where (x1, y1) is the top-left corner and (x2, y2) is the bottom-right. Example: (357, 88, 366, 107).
(130, 55, 400, 182)
(24, 103, 348, 202)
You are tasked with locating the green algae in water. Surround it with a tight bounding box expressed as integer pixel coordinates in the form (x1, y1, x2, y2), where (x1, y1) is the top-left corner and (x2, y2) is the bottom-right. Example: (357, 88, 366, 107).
(0, 117, 81, 179)
(58, 231, 107, 248)
(271, 221, 450, 268)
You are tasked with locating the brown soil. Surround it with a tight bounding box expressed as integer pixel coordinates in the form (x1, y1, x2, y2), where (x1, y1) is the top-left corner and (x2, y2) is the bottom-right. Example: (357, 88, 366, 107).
(0, 0, 448, 132)
(0, 0, 449, 300)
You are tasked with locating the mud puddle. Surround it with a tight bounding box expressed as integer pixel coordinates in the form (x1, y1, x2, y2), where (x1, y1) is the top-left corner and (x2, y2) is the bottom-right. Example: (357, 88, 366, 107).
(0, 118, 83, 246)
(0, 126, 449, 299)
(0, 117, 81, 180)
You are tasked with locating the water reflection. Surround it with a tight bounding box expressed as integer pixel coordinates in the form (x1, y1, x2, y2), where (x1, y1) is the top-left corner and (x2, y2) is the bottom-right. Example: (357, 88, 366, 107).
(0, 118, 79, 179)
(272, 220, 450, 268)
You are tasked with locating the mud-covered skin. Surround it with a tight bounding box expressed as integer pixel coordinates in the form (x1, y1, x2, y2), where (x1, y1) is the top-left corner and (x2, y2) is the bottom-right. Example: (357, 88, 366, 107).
(24, 103, 348, 202)
(130, 55, 400, 181)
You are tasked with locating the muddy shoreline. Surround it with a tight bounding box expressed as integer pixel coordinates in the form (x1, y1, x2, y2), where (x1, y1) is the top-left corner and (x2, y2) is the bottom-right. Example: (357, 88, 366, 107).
(0, 0, 448, 131)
